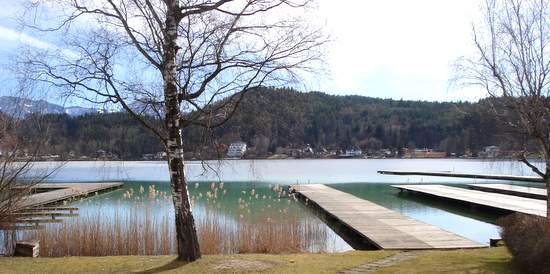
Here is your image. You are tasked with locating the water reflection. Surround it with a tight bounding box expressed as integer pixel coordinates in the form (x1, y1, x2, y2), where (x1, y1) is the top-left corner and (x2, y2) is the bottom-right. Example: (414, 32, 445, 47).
(27, 159, 539, 251)
(330, 183, 502, 245)
(70, 181, 350, 253)
(29, 158, 543, 183)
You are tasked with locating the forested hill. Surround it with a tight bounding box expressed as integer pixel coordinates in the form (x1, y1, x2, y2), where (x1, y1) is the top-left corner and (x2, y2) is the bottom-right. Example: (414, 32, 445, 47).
(17, 87, 506, 160)
(213, 87, 501, 155)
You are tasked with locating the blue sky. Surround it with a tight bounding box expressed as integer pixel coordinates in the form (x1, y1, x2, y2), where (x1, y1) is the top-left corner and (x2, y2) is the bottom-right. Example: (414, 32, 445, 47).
(0, 0, 485, 104)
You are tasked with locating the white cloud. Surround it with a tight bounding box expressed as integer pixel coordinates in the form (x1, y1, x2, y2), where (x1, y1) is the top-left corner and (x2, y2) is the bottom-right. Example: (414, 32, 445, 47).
(0, 25, 61, 51)
(312, 0, 486, 101)
(0, 24, 79, 61)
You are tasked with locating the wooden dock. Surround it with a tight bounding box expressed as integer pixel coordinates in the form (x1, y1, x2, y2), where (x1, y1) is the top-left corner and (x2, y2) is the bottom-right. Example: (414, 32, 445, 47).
(393, 184, 546, 217)
(468, 184, 547, 200)
(2, 182, 123, 230)
(18, 182, 124, 208)
(378, 170, 543, 183)
(290, 184, 485, 250)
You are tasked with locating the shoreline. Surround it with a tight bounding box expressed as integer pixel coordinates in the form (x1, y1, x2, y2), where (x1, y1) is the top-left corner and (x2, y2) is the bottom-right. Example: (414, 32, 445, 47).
(18, 157, 544, 163)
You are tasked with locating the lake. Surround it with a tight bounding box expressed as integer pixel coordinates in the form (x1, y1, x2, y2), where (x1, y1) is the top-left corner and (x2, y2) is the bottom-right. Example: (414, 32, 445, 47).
(28, 158, 544, 252)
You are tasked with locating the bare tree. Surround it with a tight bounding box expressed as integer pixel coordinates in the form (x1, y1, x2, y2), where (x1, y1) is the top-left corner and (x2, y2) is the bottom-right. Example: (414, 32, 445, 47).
(0, 102, 55, 255)
(0, 120, 32, 255)
(456, 0, 550, 217)
(21, 0, 325, 261)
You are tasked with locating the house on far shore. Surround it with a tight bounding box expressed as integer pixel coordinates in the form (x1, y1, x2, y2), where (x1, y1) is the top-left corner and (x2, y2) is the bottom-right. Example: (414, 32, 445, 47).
(142, 153, 154, 160)
(480, 146, 500, 158)
(227, 142, 247, 158)
(155, 151, 167, 160)
(404, 148, 446, 158)
(341, 148, 363, 158)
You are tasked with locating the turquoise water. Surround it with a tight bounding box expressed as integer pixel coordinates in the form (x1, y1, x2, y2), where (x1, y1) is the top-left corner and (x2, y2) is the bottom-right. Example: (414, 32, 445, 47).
(28, 159, 545, 251)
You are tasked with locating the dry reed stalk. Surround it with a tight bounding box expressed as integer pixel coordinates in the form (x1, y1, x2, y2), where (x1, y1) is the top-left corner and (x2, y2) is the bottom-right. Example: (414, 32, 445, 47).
(23, 184, 331, 256)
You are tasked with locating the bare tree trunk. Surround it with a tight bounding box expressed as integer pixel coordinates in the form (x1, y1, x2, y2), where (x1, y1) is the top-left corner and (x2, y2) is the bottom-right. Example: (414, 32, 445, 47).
(546, 177, 550, 218)
(542, 147, 550, 219)
(166, 146, 201, 261)
(163, 0, 200, 262)
(546, 166, 550, 218)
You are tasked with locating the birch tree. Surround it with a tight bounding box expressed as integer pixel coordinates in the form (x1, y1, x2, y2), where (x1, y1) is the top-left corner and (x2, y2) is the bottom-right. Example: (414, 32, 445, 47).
(457, 0, 550, 217)
(21, 0, 325, 261)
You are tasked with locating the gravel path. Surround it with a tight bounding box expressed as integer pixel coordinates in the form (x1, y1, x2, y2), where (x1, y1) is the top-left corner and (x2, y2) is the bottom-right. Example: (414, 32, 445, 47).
(339, 251, 423, 274)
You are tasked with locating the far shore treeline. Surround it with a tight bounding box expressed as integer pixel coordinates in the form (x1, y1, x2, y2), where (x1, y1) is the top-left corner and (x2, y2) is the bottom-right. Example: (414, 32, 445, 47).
(7, 87, 526, 160)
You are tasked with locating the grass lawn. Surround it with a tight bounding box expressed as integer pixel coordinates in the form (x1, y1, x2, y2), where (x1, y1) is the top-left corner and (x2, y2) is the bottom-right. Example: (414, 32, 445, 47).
(377, 247, 517, 274)
(0, 247, 516, 274)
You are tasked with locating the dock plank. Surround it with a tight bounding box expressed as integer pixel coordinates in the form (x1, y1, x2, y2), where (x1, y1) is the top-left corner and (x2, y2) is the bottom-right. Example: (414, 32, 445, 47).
(18, 182, 123, 208)
(290, 184, 484, 250)
(393, 184, 546, 216)
(468, 183, 547, 200)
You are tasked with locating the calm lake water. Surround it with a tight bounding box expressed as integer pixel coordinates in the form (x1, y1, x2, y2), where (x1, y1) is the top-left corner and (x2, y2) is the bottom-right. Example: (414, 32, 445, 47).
(28, 159, 545, 252)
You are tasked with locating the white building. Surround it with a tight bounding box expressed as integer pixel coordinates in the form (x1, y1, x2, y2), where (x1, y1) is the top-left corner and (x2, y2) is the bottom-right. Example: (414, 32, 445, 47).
(482, 146, 500, 158)
(227, 142, 247, 158)
(304, 144, 314, 154)
(344, 148, 363, 157)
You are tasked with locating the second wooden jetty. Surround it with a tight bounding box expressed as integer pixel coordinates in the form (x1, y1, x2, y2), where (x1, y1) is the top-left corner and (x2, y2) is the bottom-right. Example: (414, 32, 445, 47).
(393, 184, 546, 217)
(18, 182, 124, 208)
(290, 184, 484, 250)
(468, 183, 547, 200)
(378, 170, 543, 183)
(3, 182, 123, 230)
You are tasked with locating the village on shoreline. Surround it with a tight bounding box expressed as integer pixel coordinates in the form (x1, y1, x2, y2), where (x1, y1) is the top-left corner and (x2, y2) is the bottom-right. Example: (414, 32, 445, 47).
(16, 142, 534, 162)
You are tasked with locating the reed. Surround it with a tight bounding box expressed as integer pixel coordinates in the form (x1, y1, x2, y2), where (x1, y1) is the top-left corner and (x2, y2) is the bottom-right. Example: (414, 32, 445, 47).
(23, 183, 332, 256)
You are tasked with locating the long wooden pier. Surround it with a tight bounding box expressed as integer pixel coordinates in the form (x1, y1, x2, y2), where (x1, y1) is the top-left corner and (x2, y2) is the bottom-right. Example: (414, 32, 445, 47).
(468, 184, 547, 200)
(18, 182, 124, 208)
(393, 184, 546, 217)
(290, 184, 484, 250)
(378, 170, 543, 183)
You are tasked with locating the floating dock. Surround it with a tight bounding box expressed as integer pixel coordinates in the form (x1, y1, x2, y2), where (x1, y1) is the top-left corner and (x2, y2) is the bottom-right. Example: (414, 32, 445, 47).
(393, 184, 546, 217)
(289, 184, 484, 250)
(18, 182, 124, 208)
(468, 184, 547, 200)
(378, 170, 543, 183)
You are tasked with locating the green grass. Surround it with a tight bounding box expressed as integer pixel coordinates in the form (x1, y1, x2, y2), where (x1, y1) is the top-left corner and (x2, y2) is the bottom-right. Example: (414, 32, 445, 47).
(0, 248, 516, 274)
(0, 251, 393, 274)
(377, 247, 516, 274)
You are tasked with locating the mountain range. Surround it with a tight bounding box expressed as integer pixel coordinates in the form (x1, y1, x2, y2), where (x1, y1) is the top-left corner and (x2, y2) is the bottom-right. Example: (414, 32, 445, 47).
(0, 96, 101, 117)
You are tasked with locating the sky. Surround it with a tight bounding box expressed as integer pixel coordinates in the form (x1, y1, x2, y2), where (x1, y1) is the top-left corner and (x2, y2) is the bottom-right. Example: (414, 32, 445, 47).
(0, 0, 486, 104)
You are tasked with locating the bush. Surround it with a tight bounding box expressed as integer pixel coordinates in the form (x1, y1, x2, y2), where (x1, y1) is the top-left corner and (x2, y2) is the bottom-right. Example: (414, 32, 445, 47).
(498, 213, 550, 274)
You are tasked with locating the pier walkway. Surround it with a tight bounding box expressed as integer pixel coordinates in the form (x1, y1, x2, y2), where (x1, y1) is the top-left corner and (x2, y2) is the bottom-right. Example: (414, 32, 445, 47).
(468, 183, 547, 200)
(378, 170, 543, 183)
(290, 184, 484, 250)
(3, 182, 123, 230)
(18, 182, 123, 208)
(393, 184, 546, 217)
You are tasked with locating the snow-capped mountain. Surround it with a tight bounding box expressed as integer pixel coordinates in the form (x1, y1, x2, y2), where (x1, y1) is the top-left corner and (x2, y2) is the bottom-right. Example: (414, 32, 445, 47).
(64, 106, 103, 116)
(0, 96, 101, 117)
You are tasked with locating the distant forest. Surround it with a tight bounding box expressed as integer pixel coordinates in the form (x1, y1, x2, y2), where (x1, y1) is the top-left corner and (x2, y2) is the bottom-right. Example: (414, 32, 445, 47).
(14, 87, 524, 160)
